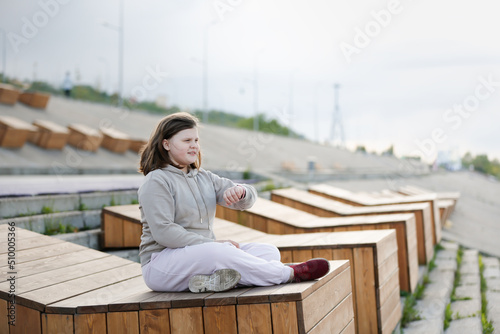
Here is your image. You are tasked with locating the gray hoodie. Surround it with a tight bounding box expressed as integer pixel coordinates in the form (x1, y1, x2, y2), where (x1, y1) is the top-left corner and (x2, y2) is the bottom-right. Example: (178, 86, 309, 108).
(138, 165, 257, 266)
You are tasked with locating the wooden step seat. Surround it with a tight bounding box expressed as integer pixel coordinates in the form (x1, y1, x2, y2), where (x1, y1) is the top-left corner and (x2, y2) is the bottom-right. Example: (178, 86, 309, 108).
(309, 184, 442, 245)
(216, 197, 418, 293)
(353, 188, 454, 230)
(100, 127, 131, 153)
(67, 123, 103, 152)
(0, 115, 38, 148)
(397, 185, 459, 224)
(0, 84, 20, 105)
(128, 138, 147, 153)
(0, 225, 352, 334)
(18, 91, 50, 109)
(271, 187, 434, 265)
(29, 119, 69, 150)
(101, 205, 402, 333)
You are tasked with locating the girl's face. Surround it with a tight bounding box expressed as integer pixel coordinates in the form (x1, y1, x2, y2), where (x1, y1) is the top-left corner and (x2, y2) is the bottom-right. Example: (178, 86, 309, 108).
(162, 127, 199, 172)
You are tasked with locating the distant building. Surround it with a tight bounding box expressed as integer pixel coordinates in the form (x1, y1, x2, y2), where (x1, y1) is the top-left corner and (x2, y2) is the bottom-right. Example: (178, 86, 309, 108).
(436, 148, 462, 171)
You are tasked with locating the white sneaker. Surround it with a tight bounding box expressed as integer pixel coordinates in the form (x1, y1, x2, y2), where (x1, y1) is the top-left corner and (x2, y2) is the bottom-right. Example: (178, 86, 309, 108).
(188, 269, 241, 293)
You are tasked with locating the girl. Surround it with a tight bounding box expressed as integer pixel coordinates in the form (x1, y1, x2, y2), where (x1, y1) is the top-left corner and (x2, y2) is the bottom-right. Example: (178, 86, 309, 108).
(138, 112, 329, 293)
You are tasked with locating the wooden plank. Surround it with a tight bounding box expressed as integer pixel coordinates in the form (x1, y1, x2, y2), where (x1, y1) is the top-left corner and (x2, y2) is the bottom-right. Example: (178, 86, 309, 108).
(19, 263, 141, 312)
(140, 291, 211, 310)
(109, 291, 162, 312)
(308, 294, 354, 334)
(299, 266, 352, 332)
(378, 269, 400, 315)
(237, 285, 285, 305)
(169, 307, 204, 334)
(0, 249, 108, 281)
(0, 298, 9, 334)
(381, 297, 402, 334)
(332, 248, 357, 330)
(10, 304, 41, 334)
(271, 301, 298, 334)
(0, 242, 89, 266)
(102, 214, 124, 248)
(41, 313, 73, 334)
(237, 303, 272, 334)
(203, 305, 237, 334)
(139, 309, 170, 334)
(123, 220, 142, 247)
(292, 249, 313, 262)
(107, 311, 139, 334)
(0, 255, 129, 294)
(47, 276, 148, 314)
(352, 247, 378, 334)
(377, 251, 399, 287)
(339, 319, 356, 334)
(379, 287, 401, 334)
(0, 231, 64, 255)
(203, 287, 252, 307)
(312, 248, 333, 260)
(74, 313, 107, 334)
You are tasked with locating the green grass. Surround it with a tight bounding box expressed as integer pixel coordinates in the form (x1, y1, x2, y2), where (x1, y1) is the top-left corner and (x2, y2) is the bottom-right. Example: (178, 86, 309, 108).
(44, 221, 78, 236)
(41, 205, 55, 214)
(261, 181, 277, 192)
(428, 257, 437, 272)
(444, 303, 453, 329)
(414, 283, 426, 300)
(78, 203, 89, 211)
(435, 243, 445, 252)
(450, 247, 464, 302)
(401, 293, 422, 328)
(479, 255, 494, 334)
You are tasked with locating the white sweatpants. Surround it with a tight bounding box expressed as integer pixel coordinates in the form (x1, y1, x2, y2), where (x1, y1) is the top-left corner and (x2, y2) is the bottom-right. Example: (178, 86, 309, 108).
(142, 242, 293, 292)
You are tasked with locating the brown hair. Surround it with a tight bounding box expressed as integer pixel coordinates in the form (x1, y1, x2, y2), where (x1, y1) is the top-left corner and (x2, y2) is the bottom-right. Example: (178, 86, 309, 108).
(139, 112, 201, 175)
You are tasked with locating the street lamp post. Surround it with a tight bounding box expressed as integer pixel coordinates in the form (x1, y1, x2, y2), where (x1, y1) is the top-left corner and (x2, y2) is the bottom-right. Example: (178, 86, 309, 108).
(252, 47, 265, 132)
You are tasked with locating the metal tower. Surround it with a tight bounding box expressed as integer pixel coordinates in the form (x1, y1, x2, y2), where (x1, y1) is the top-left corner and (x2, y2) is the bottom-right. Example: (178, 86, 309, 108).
(330, 83, 345, 147)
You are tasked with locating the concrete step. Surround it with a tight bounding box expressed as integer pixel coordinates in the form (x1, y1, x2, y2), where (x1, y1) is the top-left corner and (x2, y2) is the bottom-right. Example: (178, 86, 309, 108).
(0, 190, 138, 219)
(402, 241, 493, 334)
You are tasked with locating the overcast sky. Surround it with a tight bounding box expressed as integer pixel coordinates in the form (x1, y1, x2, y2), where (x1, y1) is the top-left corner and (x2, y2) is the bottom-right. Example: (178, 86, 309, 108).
(1, 0, 500, 163)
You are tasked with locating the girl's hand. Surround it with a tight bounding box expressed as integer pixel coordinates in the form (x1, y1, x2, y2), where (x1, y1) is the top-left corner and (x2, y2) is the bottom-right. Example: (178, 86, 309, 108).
(223, 185, 246, 206)
(216, 239, 240, 248)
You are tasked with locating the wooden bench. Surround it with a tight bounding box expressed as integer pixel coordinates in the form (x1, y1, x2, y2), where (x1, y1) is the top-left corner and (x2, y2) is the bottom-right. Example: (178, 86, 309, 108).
(128, 138, 147, 153)
(217, 197, 418, 293)
(101, 205, 401, 334)
(67, 123, 103, 152)
(271, 187, 434, 265)
(0, 225, 353, 334)
(0, 116, 38, 148)
(0, 84, 20, 105)
(358, 189, 454, 229)
(18, 91, 50, 109)
(28, 119, 69, 150)
(309, 184, 442, 245)
(397, 185, 459, 224)
(100, 127, 131, 153)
